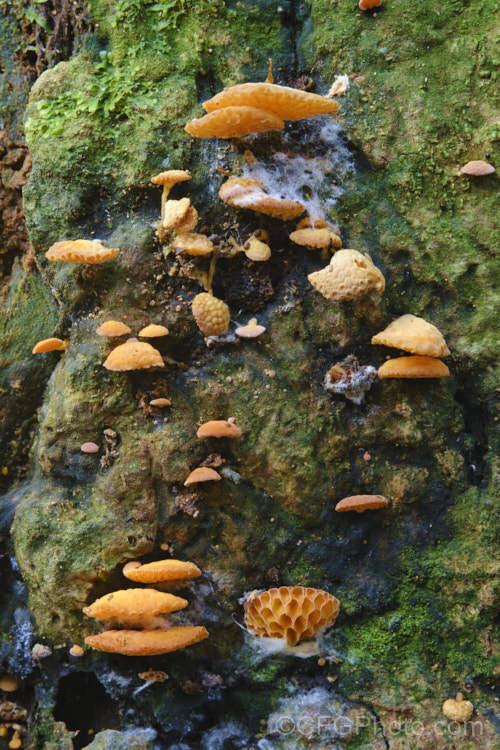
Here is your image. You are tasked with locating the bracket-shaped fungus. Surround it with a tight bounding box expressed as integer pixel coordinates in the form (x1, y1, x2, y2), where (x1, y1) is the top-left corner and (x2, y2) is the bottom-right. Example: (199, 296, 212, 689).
(184, 467, 222, 486)
(378, 356, 450, 379)
(244, 586, 340, 648)
(335, 495, 389, 512)
(85, 626, 208, 655)
(185, 105, 285, 138)
(96, 321, 132, 337)
(138, 324, 169, 338)
(460, 160, 495, 176)
(173, 233, 214, 257)
(290, 226, 342, 251)
(308, 249, 385, 301)
(32, 338, 67, 354)
(202, 82, 339, 120)
(46, 239, 119, 264)
(103, 339, 164, 371)
(123, 559, 201, 584)
(371, 314, 450, 358)
(219, 177, 305, 220)
(196, 419, 242, 438)
(83, 589, 188, 619)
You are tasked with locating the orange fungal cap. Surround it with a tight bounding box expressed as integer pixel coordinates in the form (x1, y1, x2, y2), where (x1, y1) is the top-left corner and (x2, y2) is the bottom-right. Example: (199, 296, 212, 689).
(85, 626, 209, 655)
(235, 318, 266, 338)
(290, 227, 342, 249)
(138, 324, 169, 338)
(202, 82, 339, 120)
(151, 169, 191, 186)
(80, 442, 99, 454)
(96, 321, 132, 337)
(377, 355, 450, 379)
(185, 106, 284, 138)
(123, 559, 202, 583)
(371, 315, 450, 358)
(173, 233, 214, 257)
(196, 419, 242, 438)
(149, 398, 171, 407)
(335, 494, 389, 513)
(46, 239, 119, 264)
(32, 337, 68, 354)
(83, 588, 188, 619)
(103, 339, 164, 371)
(184, 467, 222, 486)
(460, 160, 495, 176)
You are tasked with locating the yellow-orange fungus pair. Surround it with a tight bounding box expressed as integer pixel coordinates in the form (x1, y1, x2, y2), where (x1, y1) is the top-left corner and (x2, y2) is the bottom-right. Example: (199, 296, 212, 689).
(46, 239, 119, 263)
(244, 587, 339, 646)
(202, 82, 339, 119)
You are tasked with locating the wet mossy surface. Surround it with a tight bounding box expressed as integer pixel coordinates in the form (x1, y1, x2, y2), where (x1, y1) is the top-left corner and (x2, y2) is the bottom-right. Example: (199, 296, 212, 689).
(0, 0, 499, 748)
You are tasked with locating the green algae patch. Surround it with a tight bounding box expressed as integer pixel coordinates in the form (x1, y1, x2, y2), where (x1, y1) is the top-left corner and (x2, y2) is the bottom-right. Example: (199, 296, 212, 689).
(0, 259, 60, 491)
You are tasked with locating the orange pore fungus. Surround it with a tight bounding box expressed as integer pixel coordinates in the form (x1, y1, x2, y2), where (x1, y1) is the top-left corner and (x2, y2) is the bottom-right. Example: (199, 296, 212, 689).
(85, 626, 209, 655)
(202, 82, 339, 120)
(335, 494, 389, 512)
(377, 355, 450, 379)
(185, 106, 284, 138)
(244, 586, 340, 646)
(123, 559, 202, 583)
